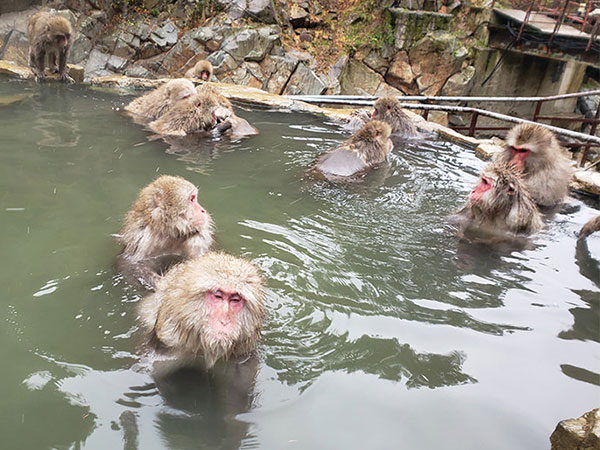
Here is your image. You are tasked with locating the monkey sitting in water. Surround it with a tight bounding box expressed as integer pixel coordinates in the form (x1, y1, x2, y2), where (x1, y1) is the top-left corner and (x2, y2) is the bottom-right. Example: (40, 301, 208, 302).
(452, 162, 542, 241)
(184, 60, 213, 81)
(27, 11, 73, 82)
(124, 79, 197, 122)
(372, 96, 420, 139)
(313, 120, 393, 180)
(115, 175, 213, 289)
(138, 252, 266, 372)
(579, 215, 600, 240)
(496, 123, 572, 208)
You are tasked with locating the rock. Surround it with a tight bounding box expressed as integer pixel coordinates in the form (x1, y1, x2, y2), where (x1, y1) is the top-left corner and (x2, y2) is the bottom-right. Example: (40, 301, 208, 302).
(339, 58, 393, 96)
(260, 55, 298, 94)
(0, 60, 32, 79)
(409, 31, 468, 96)
(124, 64, 154, 79)
(220, 64, 263, 89)
(441, 65, 476, 96)
(363, 50, 389, 75)
(188, 26, 215, 44)
(389, 9, 452, 50)
(282, 62, 326, 95)
(67, 64, 84, 83)
(179, 51, 209, 76)
(2, 30, 28, 66)
(246, 0, 278, 24)
(83, 48, 111, 79)
(290, 3, 309, 28)
(428, 111, 449, 127)
(385, 51, 416, 94)
(107, 55, 128, 72)
(79, 11, 107, 40)
(221, 27, 279, 63)
(70, 33, 93, 65)
(126, 16, 154, 41)
(207, 50, 239, 76)
(149, 19, 179, 49)
(550, 408, 600, 450)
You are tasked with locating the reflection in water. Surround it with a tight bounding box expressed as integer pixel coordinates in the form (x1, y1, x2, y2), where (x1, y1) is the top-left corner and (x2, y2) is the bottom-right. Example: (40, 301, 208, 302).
(32, 86, 80, 148)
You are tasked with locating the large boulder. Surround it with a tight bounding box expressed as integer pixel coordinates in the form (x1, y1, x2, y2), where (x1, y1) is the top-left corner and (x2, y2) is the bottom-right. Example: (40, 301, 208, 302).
(282, 62, 326, 95)
(339, 58, 402, 96)
(260, 55, 299, 94)
(550, 408, 600, 450)
(385, 51, 417, 94)
(220, 26, 279, 63)
(408, 31, 468, 96)
(441, 65, 476, 96)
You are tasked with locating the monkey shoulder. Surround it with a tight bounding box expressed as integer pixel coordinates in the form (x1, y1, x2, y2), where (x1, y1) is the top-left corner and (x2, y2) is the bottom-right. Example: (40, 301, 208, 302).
(315, 146, 366, 178)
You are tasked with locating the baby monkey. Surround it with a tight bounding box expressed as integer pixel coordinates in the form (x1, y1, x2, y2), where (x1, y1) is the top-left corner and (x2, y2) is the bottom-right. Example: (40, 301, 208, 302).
(184, 60, 213, 81)
(27, 11, 73, 81)
(138, 252, 266, 371)
(314, 120, 393, 180)
(116, 175, 213, 289)
(454, 162, 542, 238)
(372, 96, 420, 138)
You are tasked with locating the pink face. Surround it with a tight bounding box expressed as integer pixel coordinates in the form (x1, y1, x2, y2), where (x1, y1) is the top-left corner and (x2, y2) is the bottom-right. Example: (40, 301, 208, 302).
(508, 145, 530, 171)
(201, 71, 210, 81)
(469, 174, 491, 203)
(188, 192, 207, 227)
(206, 290, 246, 335)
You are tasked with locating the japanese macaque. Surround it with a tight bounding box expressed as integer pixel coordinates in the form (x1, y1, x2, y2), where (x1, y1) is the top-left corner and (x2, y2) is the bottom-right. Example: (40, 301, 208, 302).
(496, 123, 572, 207)
(124, 79, 197, 120)
(579, 215, 600, 240)
(148, 93, 218, 136)
(138, 252, 266, 371)
(372, 96, 419, 138)
(314, 120, 393, 180)
(115, 175, 213, 288)
(184, 60, 213, 81)
(27, 11, 73, 82)
(453, 162, 542, 238)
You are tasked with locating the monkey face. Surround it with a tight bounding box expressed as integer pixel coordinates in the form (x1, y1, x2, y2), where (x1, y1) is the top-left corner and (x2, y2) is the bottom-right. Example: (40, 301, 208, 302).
(54, 32, 70, 47)
(206, 290, 246, 337)
(201, 70, 210, 81)
(508, 145, 530, 172)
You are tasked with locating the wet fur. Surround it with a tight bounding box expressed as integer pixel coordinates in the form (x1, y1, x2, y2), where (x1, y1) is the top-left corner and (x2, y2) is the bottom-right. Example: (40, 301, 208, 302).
(579, 215, 600, 240)
(497, 123, 572, 207)
(372, 96, 419, 138)
(139, 252, 266, 369)
(124, 79, 196, 120)
(455, 162, 542, 237)
(148, 93, 218, 136)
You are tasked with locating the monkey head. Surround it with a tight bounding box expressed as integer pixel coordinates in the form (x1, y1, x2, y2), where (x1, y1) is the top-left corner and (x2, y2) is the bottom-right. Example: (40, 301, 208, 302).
(504, 123, 558, 173)
(351, 120, 393, 162)
(165, 79, 196, 103)
(147, 252, 266, 368)
(371, 96, 401, 121)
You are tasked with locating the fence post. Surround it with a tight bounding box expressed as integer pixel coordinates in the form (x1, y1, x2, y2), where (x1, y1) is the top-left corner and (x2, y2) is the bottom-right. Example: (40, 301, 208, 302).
(579, 100, 600, 167)
(468, 111, 479, 136)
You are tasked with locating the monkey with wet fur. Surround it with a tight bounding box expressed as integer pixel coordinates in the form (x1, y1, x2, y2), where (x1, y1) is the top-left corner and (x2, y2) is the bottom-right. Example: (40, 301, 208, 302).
(372, 96, 420, 138)
(453, 162, 542, 239)
(148, 93, 218, 136)
(496, 123, 572, 208)
(124, 79, 197, 121)
(314, 120, 393, 180)
(115, 175, 213, 289)
(27, 11, 73, 82)
(184, 60, 213, 81)
(138, 252, 266, 371)
(579, 215, 600, 240)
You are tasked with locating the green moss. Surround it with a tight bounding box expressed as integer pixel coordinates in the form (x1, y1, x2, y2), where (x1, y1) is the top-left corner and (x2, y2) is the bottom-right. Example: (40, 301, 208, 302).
(341, 4, 395, 53)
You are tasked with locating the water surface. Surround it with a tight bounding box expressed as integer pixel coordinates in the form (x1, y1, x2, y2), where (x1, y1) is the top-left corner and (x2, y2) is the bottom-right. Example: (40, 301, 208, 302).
(0, 79, 598, 450)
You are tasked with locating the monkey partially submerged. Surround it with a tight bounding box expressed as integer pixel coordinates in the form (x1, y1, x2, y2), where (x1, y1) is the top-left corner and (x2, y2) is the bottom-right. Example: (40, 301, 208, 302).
(27, 11, 73, 82)
(184, 60, 213, 81)
(138, 252, 266, 371)
(453, 162, 543, 239)
(115, 175, 213, 289)
(497, 123, 572, 208)
(313, 120, 393, 180)
(579, 215, 600, 240)
(372, 96, 420, 139)
(124, 79, 197, 121)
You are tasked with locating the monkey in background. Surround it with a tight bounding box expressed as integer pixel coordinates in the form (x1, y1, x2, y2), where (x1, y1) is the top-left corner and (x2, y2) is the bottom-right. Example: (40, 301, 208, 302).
(313, 120, 393, 180)
(184, 60, 213, 81)
(124, 79, 197, 121)
(372, 96, 420, 139)
(115, 175, 213, 289)
(579, 215, 600, 240)
(453, 162, 543, 239)
(138, 252, 266, 372)
(497, 123, 572, 208)
(27, 11, 73, 82)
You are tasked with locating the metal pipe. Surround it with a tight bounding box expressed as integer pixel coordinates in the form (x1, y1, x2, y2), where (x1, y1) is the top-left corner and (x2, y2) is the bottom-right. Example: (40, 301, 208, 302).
(288, 89, 600, 104)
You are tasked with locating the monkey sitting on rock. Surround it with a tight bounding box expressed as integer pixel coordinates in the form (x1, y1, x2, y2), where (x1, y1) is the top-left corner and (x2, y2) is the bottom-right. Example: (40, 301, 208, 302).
(138, 252, 266, 373)
(313, 120, 393, 180)
(452, 162, 543, 241)
(115, 175, 213, 289)
(27, 11, 73, 82)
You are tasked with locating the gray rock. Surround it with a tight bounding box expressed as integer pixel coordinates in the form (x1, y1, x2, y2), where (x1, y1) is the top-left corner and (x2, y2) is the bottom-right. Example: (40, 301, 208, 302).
(441, 65, 476, 96)
(127, 17, 153, 41)
(339, 59, 382, 96)
(207, 50, 239, 76)
(246, 0, 278, 24)
(221, 27, 279, 63)
(550, 409, 600, 450)
(283, 62, 326, 95)
(188, 26, 215, 44)
(363, 50, 388, 75)
(385, 51, 416, 94)
(149, 19, 179, 49)
(70, 33, 93, 65)
(289, 4, 309, 28)
(107, 54, 128, 72)
(79, 11, 107, 40)
(260, 55, 299, 94)
(124, 64, 154, 79)
(83, 48, 111, 79)
(2, 30, 28, 66)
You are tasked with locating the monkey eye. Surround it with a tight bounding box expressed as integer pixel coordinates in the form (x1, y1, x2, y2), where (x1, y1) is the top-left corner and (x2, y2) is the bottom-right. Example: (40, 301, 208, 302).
(510, 146, 529, 154)
(481, 176, 490, 186)
(214, 290, 224, 300)
(229, 294, 242, 303)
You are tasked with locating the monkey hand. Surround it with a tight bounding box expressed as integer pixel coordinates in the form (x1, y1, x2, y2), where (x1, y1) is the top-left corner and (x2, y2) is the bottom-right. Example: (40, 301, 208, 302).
(217, 120, 233, 133)
(57, 73, 74, 83)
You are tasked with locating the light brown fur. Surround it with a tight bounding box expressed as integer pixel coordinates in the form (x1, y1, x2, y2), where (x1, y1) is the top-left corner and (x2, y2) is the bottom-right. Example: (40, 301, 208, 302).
(456, 162, 542, 236)
(139, 252, 266, 369)
(117, 175, 213, 262)
(124, 79, 196, 120)
(148, 93, 218, 136)
(372, 96, 419, 138)
(579, 215, 600, 240)
(184, 60, 213, 81)
(27, 11, 73, 81)
(498, 123, 572, 207)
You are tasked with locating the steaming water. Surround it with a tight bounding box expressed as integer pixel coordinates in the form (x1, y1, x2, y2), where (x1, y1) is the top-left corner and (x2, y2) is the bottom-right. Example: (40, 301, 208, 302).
(0, 79, 598, 450)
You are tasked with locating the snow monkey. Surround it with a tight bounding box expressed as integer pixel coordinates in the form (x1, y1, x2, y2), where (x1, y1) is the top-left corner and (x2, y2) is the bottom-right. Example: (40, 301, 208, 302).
(124, 79, 197, 120)
(184, 60, 213, 81)
(372, 96, 419, 138)
(27, 11, 73, 81)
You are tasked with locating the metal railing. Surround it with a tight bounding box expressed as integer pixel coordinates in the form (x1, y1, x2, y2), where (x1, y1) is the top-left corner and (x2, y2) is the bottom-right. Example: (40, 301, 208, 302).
(288, 89, 600, 167)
